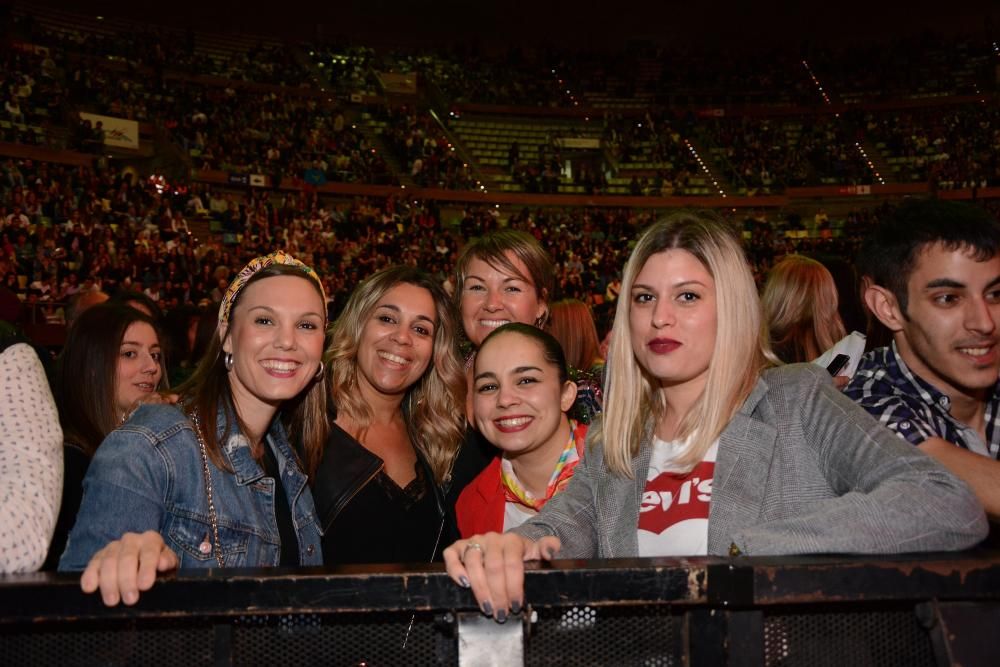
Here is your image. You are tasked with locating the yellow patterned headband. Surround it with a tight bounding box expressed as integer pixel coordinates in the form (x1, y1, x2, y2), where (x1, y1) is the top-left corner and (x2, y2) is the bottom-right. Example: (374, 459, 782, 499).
(218, 251, 326, 325)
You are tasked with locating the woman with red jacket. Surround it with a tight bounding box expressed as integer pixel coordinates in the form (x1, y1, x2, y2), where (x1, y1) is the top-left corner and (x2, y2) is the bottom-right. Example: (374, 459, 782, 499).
(457, 323, 586, 536)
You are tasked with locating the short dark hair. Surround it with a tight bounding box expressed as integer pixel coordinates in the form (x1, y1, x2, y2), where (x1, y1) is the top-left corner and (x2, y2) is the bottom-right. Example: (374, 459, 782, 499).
(858, 199, 1000, 313)
(478, 322, 569, 384)
(453, 229, 555, 327)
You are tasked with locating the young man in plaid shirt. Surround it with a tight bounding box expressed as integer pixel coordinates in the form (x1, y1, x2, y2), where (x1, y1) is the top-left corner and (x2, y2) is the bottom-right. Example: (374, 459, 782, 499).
(846, 199, 1000, 521)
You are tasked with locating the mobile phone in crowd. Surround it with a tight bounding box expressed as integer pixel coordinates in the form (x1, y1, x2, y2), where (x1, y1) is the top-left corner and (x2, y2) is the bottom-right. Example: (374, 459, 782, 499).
(825, 353, 851, 376)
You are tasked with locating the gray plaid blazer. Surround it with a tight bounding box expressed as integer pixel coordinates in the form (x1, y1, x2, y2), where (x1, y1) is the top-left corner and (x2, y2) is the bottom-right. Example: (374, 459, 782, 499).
(515, 363, 987, 557)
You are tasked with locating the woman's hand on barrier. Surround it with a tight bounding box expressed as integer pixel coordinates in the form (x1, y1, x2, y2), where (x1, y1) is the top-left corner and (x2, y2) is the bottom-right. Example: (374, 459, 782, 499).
(443, 532, 561, 622)
(80, 530, 179, 607)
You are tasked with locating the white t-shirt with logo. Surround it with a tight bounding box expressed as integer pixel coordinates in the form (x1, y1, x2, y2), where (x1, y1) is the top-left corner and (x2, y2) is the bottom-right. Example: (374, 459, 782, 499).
(637, 437, 717, 557)
(504, 502, 535, 532)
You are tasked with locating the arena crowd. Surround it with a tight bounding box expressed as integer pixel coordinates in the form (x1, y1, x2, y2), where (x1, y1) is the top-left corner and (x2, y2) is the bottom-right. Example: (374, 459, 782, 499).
(1, 9, 999, 643)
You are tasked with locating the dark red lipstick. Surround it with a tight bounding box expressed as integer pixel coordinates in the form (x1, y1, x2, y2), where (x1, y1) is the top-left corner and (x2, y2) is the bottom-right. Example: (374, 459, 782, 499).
(648, 338, 681, 354)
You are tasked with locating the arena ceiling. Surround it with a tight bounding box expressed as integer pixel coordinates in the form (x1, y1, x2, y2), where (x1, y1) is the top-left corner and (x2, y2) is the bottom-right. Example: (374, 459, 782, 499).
(20, 0, 999, 49)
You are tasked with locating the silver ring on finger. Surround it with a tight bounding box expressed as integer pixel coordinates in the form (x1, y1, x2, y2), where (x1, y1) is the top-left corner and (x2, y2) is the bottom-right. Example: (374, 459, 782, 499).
(462, 542, 484, 561)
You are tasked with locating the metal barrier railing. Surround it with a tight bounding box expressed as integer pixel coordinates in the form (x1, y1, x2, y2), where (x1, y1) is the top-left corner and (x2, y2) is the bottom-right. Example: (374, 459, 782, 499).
(2, 552, 999, 666)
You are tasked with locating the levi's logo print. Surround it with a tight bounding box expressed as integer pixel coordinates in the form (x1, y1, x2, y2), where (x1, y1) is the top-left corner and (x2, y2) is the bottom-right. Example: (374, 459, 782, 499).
(638, 460, 714, 535)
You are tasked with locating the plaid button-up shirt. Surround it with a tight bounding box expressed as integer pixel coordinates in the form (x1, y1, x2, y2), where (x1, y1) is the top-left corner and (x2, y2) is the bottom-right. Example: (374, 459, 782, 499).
(844, 343, 1000, 459)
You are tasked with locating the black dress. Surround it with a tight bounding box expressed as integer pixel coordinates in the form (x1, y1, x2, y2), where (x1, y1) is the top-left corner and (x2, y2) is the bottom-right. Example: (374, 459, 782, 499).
(313, 421, 451, 565)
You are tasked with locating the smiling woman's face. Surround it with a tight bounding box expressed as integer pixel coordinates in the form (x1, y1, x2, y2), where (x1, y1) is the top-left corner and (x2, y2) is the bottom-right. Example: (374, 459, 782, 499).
(115, 321, 163, 416)
(355, 282, 437, 401)
(222, 274, 326, 416)
(473, 331, 574, 459)
(460, 253, 546, 347)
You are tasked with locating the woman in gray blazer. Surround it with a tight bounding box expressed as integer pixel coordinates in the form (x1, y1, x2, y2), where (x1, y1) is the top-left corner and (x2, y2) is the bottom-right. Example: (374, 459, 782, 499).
(444, 211, 988, 622)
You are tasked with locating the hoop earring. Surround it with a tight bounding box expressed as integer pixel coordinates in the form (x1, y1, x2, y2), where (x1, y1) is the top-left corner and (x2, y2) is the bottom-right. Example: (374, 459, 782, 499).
(224, 352, 233, 371)
(314, 361, 324, 379)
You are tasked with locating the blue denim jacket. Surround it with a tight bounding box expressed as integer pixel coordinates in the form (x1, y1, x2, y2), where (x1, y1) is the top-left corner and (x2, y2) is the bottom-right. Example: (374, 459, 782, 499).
(59, 402, 323, 570)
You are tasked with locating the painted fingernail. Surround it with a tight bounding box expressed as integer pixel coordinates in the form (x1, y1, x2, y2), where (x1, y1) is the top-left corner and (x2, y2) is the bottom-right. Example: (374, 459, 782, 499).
(482, 601, 493, 616)
(459, 576, 470, 588)
(496, 609, 507, 623)
(511, 600, 522, 615)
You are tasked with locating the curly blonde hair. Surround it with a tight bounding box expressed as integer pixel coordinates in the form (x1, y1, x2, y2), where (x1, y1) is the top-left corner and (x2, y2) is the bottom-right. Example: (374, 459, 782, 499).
(326, 266, 466, 484)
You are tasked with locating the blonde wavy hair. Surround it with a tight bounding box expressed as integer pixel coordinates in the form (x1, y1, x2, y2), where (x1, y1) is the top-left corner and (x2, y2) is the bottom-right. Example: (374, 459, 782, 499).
(599, 211, 776, 477)
(762, 255, 846, 363)
(326, 266, 466, 484)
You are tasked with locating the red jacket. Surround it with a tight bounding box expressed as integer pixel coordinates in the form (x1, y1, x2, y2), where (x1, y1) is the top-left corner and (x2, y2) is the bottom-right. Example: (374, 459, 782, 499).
(456, 421, 589, 538)
(456, 456, 505, 538)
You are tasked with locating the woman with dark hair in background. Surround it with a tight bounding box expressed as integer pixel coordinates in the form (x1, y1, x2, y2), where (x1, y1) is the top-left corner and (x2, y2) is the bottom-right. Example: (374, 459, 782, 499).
(109, 289, 164, 323)
(45, 303, 168, 569)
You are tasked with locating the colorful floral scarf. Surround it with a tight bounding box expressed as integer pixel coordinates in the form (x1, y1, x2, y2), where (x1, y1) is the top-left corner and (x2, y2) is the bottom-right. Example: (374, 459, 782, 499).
(501, 419, 588, 511)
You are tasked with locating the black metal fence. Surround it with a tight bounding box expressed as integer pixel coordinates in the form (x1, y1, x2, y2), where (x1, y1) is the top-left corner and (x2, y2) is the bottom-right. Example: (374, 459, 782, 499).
(3, 552, 999, 666)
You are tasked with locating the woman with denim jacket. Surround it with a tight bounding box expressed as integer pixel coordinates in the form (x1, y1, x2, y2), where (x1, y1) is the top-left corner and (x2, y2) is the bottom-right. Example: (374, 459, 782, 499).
(59, 252, 329, 607)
